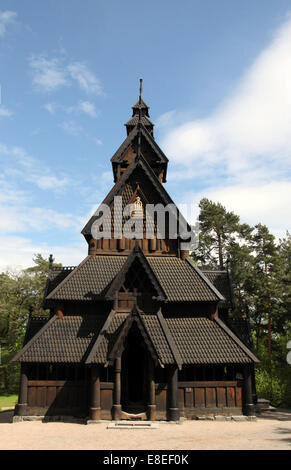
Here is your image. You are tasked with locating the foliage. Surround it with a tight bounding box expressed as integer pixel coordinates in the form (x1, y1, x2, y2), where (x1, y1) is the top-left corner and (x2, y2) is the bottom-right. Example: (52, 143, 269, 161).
(193, 199, 291, 407)
(0, 254, 61, 394)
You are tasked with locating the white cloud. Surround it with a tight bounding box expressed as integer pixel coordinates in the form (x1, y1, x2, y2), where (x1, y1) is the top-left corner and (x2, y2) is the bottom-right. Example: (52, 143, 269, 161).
(29, 55, 104, 99)
(183, 181, 291, 239)
(159, 15, 291, 237)
(0, 177, 27, 204)
(44, 102, 57, 114)
(59, 120, 82, 136)
(67, 62, 103, 95)
(161, 15, 291, 181)
(0, 143, 70, 191)
(35, 175, 69, 190)
(0, 105, 13, 117)
(44, 100, 98, 118)
(29, 56, 68, 92)
(0, 204, 83, 234)
(0, 10, 16, 36)
(76, 100, 98, 117)
(0, 235, 86, 273)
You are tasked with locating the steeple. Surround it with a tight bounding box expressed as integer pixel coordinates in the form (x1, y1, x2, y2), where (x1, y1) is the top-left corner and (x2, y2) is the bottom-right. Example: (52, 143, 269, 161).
(125, 79, 154, 136)
(110, 80, 168, 185)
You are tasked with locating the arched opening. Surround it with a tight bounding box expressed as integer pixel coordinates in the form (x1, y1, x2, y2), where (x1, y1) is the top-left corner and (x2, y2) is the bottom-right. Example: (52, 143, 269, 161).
(121, 323, 148, 413)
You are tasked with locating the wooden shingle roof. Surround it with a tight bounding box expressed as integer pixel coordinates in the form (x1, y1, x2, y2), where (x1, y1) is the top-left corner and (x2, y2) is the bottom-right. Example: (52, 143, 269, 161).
(13, 312, 258, 365)
(110, 124, 168, 164)
(165, 316, 259, 364)
(202, 270, 232, 307)
(12, 314, 106, 363)
(125, 114, 154, 128)
(46, 255, 223, 303)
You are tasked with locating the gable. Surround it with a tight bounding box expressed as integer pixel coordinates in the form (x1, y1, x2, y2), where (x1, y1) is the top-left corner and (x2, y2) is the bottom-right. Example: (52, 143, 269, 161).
(110, 124, 168, 165)
(82, 155, 189, 240)
(105, 244, 166, 301)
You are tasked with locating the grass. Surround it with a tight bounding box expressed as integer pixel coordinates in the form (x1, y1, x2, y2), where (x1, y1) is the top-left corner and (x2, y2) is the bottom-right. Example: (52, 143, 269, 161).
(0, 394, 18, 409)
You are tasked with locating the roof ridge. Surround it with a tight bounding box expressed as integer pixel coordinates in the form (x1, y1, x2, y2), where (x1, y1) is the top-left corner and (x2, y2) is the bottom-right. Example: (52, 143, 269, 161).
(185, 257, 225, 301)
(46, 256, 90, 300)
(85, 309, 117, 364)
(105, 244, 166, 301)
(81, 158, 139, 234)
(156, 310, 182, 369)
(107, 309, 162, 366)
(110, 127, 139, 162)
(214, 317, 259, 363)
(110, 124, 168, 164)
(12, 315, 57, 362)
(202, 269, 227, 273)
(82, 155, 189, 236)
(139, 123, 168, 162)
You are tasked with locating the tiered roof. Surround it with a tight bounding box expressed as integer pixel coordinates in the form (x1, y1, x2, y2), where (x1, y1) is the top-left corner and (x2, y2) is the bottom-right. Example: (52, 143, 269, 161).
(13, 80, 259, 368)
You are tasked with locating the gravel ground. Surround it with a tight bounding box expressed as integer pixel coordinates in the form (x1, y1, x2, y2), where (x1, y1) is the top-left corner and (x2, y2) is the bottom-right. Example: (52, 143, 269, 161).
(0, 411, 290, 450)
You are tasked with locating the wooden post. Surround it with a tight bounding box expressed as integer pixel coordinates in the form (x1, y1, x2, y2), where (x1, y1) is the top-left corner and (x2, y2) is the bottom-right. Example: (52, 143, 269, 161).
(88, 239, 96, 255)
(119, 238, 125, 251)
(113, 357, 122, 420)
(147, 355, 156, 420)
(17, 365, 28, 416)
(149, 237, 156, 252)
(180, 249, 189, 260)
(243, 364, 255, 416)
(209, 302, 219, 320)
(56, 304, 63, 318)
(167, 365, 180, 421)
(90, 365, 101, 421)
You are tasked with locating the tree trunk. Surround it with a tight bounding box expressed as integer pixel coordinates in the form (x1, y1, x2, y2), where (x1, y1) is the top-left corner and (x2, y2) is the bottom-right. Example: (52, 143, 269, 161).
(217, 233, 223, 269)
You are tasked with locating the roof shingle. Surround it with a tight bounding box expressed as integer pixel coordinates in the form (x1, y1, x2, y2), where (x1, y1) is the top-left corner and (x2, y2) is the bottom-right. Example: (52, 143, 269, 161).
(13, 314, 106, 363)
(46, 255, 222, 302)
(165, 316, 258, 364)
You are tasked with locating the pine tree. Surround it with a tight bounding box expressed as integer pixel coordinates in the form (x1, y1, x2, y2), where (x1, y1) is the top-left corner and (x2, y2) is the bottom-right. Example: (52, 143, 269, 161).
(195, 198, 241, 269)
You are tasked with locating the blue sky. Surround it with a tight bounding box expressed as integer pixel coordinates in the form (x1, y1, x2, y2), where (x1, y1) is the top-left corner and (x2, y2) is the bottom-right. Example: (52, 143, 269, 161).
(0, 1, 291, 270)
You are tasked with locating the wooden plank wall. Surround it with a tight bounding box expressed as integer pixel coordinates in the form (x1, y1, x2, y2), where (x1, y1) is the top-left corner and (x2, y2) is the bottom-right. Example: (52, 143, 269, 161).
(26, 380, 114, 418)
(25, 380, 243, 418)
(27, 380, 88, 416)
(178, 381, 243, 415)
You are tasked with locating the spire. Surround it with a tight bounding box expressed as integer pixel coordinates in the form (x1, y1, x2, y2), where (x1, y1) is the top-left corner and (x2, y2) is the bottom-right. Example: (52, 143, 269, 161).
(125, 78, 154, 136)
(139, 78, 143, 104)
(137, 79, 142, 157)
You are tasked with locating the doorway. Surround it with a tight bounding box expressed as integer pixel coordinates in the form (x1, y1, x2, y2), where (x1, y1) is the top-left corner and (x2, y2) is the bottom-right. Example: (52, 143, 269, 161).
(121, 324, 147, 413)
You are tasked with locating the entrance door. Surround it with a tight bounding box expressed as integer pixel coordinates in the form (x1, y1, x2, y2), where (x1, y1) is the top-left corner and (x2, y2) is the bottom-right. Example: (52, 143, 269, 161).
(121, 325, 147, 413)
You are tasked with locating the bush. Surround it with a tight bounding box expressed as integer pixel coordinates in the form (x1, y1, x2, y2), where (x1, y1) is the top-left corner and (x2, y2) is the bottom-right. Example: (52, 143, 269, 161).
(255, 363, 291, 408)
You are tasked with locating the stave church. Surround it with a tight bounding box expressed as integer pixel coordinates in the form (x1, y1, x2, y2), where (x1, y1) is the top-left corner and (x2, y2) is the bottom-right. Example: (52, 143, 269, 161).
(13, 81, 258, 422)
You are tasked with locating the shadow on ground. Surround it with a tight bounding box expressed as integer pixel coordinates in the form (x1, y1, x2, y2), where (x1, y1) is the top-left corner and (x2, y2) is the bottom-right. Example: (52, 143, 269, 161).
(0, 411, 13, 424)
(259, 409, 291, 422)
(274, 427, 291, 445)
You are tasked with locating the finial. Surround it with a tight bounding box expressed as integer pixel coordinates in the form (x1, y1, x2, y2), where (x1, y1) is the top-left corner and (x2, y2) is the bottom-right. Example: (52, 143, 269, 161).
(137, 79, 142, 156)
(139, 78, 143, 104)
(49, 254, 54, 270)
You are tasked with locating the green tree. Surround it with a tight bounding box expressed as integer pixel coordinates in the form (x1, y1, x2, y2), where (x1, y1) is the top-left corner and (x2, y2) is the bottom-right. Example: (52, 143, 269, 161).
(194, 199, 291, 406)
(195, 198, 244, 269)
(0, 254, 61, 393)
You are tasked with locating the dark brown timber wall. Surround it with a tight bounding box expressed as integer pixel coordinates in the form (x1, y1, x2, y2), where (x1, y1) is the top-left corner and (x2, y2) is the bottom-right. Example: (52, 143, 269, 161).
(178, 381, 243, 417)
(25, 380, 243, 418)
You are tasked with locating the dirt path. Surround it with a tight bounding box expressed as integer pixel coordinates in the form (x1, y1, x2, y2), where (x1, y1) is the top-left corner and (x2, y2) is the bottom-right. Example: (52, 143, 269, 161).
(0, 411, 290, 450)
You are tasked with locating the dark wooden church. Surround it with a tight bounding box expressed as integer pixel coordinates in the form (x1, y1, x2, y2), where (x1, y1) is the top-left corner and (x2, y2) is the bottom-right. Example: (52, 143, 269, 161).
(13, 82, 258, 421)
